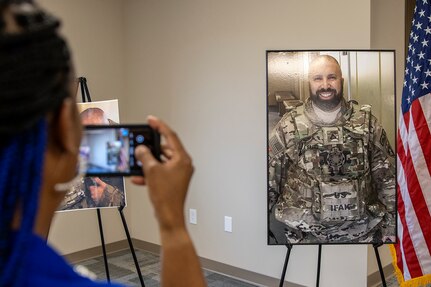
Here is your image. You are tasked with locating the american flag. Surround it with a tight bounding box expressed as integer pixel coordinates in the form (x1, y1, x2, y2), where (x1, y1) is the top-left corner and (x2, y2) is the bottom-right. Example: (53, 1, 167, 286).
(393, 0, 431, 285)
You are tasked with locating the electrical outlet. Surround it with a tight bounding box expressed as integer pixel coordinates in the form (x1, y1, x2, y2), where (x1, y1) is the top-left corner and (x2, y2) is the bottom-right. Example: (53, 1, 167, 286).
(224, 216, 232, 232)
(189, 209, 197, 225)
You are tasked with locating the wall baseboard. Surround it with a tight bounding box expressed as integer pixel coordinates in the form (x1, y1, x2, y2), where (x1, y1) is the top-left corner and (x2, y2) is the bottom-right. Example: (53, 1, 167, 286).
(64, 240, 130, 264)
(63, 239, 392, 287)
(132, 239, 304, 287)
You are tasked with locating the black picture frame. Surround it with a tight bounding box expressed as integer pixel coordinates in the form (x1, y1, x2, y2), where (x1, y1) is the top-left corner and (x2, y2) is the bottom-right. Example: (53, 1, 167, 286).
(266, 50, 397, 245)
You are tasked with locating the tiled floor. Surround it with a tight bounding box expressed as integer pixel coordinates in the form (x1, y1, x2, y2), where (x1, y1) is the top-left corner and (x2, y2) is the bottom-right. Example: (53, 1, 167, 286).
(75, 249, 404, 287)
(75, 249, 258, 287)
(376, 275, 398, 287)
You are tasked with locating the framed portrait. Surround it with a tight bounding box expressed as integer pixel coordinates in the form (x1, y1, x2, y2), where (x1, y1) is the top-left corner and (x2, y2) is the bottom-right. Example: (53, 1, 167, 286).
(267, 50, 396, 245)
(57, 99, 127, 212)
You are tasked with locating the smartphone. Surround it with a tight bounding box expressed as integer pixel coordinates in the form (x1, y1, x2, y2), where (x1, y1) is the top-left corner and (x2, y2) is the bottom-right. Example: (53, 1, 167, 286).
(80, 124, 160, 176)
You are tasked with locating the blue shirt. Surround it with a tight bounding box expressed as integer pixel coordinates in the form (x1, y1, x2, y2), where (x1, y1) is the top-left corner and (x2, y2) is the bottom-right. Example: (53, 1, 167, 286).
(22, 233, 125, 287)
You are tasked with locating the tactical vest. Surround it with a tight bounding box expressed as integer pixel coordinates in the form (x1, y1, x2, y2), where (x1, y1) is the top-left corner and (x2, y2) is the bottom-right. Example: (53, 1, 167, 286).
(285, 103, 372, 224)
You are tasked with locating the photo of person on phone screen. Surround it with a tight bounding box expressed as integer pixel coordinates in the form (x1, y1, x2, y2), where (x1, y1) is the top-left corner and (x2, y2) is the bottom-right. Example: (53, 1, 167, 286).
(59, 107, 126, 210)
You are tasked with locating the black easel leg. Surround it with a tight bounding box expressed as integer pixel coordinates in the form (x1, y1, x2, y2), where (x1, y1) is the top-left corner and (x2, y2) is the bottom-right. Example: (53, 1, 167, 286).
(374, 243, 387, 287)
(97, 208, 110, 282)
(279, 244, 293, 287)
(83, 80, 92, 102)
(119, 206, 145, 287)
(316, 244, 322, 287)
(79, 77, 87, 102)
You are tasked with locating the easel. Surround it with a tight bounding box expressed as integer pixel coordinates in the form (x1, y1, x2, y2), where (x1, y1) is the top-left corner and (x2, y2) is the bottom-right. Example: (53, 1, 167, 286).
(80, 77, 146, 287)
(278, 242, 387, 287)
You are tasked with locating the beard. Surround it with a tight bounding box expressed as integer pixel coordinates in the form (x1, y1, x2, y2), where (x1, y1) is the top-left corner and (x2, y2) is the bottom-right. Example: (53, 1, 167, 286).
(309, 86, 343, 112)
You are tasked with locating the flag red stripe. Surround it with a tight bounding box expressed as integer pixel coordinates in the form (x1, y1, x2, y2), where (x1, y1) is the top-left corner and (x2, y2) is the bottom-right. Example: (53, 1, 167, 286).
(411, 100, 431, 181)
(397, 132, 423, 278)
(395, 185, 405, 276)
(397, 183, 422, 278)
(399, 113, 431, 254)
(404, 108, 410, 133)
(397, 127, 407, 165)
(401, 148, 431, 272)
(395, 238, 404, 277)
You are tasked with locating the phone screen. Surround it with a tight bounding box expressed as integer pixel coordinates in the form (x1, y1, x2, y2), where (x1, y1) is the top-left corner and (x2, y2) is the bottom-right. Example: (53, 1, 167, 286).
(80, 125, 160, 176)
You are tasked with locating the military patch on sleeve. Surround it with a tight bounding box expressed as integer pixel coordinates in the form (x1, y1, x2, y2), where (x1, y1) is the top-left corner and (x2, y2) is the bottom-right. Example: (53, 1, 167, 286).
(269, 134, 285, 156)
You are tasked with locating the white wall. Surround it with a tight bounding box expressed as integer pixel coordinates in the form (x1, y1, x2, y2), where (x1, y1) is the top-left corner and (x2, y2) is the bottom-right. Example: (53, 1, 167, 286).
(123, 1, 371, 286)
(40, 0, 129, 255)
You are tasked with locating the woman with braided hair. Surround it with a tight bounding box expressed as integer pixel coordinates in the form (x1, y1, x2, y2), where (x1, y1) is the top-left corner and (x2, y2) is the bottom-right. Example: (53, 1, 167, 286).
(0, 1, 206, 286)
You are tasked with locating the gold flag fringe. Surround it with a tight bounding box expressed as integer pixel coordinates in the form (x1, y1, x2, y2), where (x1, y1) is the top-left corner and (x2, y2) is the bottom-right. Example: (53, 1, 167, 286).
(390, 245, 431, 287)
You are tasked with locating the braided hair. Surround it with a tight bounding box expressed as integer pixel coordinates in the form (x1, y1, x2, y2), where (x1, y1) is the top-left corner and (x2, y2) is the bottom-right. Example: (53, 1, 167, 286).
(0, 1, 72, 285)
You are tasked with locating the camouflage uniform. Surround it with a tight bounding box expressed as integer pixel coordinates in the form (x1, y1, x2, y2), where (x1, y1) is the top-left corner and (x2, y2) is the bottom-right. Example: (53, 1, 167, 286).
(59, 177, 125, 210)
(268, 99, 396, 244)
